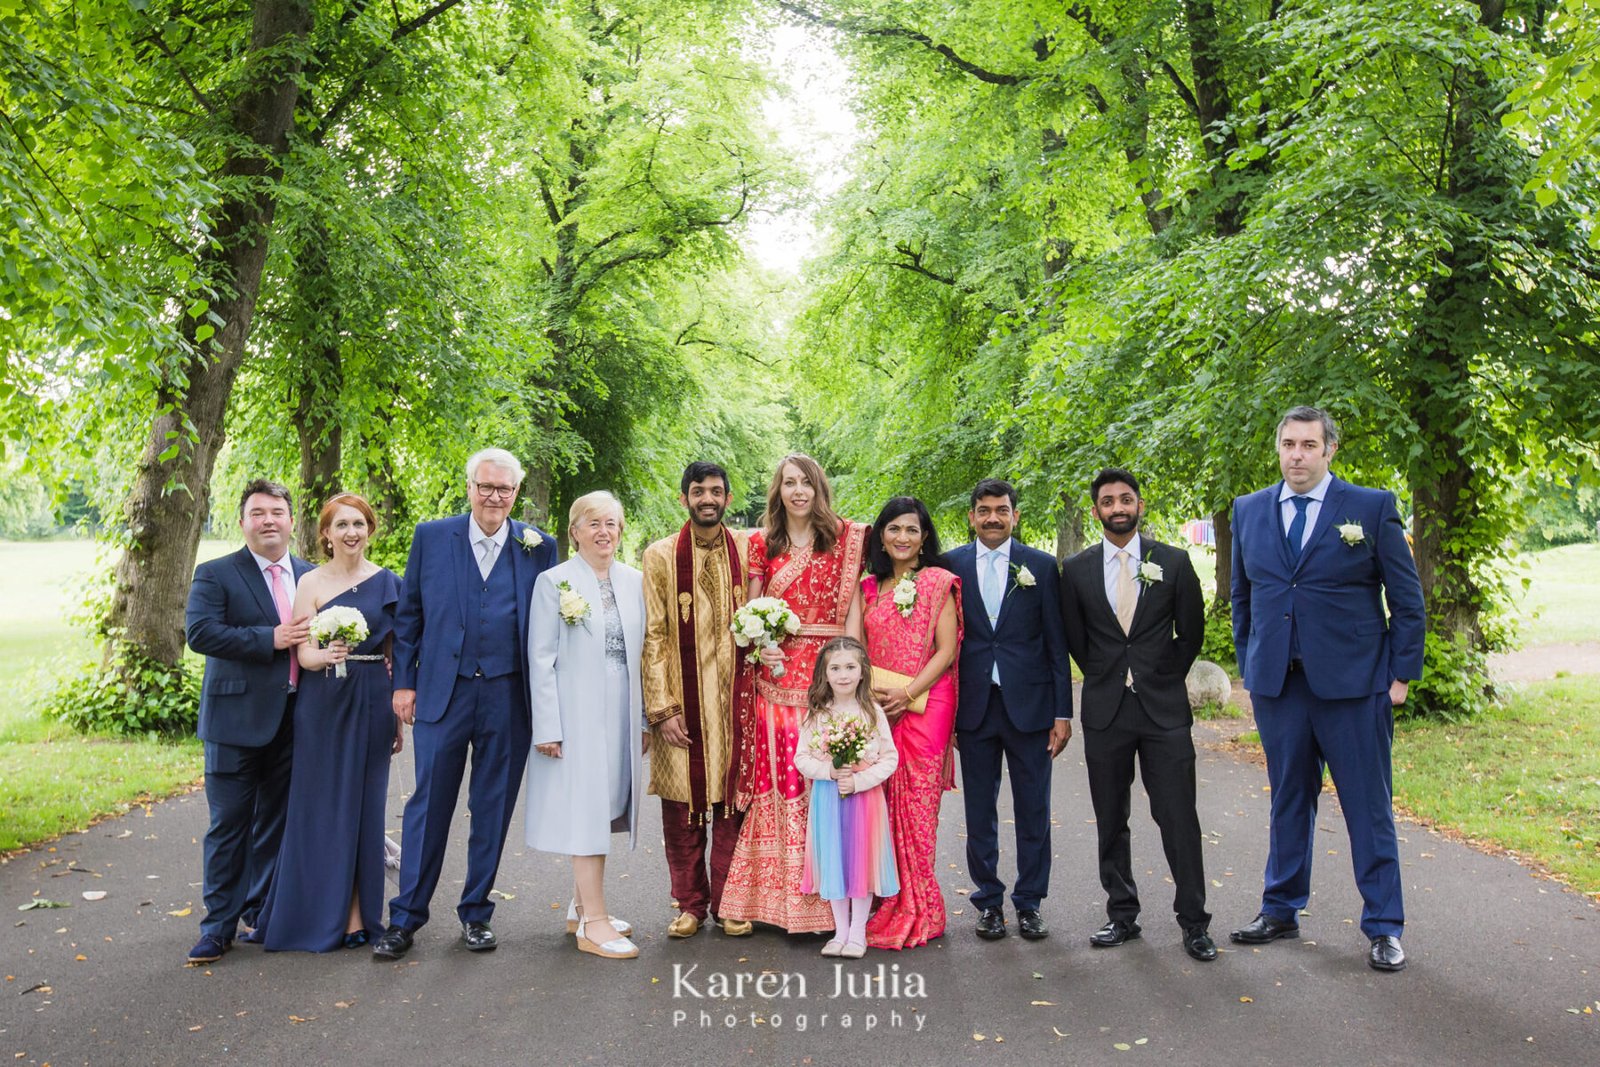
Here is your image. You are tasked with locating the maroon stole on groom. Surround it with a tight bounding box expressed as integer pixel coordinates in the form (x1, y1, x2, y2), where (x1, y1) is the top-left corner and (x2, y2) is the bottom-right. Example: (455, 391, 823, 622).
(674, 523, 748, 823)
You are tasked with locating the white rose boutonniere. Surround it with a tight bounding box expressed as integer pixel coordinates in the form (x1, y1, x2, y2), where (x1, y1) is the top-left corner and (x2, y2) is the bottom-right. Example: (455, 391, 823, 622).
(892, 572, 919, 619)
(1011, 563, 1036, 588)
(518, 528, 541, 554)
(1136, 559, 1164, 586)
(1338, 521, 1366, 546)
(556, 580, 591, 627)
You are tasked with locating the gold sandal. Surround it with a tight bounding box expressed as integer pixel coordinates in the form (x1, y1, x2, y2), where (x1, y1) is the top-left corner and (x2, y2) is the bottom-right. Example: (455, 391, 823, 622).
(575, 916, 639, 959)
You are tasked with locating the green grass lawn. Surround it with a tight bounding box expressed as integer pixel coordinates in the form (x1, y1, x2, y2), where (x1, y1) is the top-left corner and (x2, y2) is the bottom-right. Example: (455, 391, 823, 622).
(1507, 543, 1600, 645)
(0, 539, 231, 852)
(1395, 675, 1600, 898)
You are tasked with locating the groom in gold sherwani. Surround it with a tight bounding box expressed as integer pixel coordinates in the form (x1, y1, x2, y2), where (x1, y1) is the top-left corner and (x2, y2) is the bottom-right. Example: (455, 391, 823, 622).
(642, 461, 754, 938)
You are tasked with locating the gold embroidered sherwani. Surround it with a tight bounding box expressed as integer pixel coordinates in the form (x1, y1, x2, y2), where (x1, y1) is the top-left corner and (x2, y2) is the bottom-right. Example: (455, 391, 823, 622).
(641, 526, 749, 807)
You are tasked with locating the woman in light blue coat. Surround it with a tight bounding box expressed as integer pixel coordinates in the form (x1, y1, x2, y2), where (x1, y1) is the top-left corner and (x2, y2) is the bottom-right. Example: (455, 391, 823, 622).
(525, 490, 648, 959)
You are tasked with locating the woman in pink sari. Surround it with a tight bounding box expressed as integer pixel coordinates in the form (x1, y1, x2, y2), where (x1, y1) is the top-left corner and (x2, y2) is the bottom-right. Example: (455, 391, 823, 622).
(858, 496, 962, 949)
(719, 454, 866, 933)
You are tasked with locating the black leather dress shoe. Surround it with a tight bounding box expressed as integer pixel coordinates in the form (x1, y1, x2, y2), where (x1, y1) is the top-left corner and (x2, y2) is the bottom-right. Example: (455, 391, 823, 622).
(1017, 909, 1049, 941)
(1183, 928, 1218, 962)
(1368, 935, 1405, 972)
(1228, 913, 1299, 944)
(1089, 918, 1141, 948)
(462, 920, 498, 951)
(975, 907, 1007, 940)
(372, 926, 414, 960)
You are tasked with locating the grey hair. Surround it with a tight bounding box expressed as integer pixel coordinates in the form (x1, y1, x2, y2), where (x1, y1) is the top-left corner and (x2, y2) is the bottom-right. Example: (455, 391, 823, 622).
(1276, 406, 1340, 452)
(465, 448, 525, 485)
(568, 489, 625, 530)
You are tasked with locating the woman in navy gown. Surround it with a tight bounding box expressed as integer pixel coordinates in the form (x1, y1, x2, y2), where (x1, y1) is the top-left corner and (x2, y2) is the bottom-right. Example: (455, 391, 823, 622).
(254, 492, 402, 952)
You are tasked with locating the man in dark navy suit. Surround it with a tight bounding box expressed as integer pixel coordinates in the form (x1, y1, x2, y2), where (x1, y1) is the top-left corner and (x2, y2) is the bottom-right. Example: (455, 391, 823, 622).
(374, 448, 557, 959)
(184, 479, 313, 964)
(1229, 407, 1425, 972)
(945, 478, 1073, 942)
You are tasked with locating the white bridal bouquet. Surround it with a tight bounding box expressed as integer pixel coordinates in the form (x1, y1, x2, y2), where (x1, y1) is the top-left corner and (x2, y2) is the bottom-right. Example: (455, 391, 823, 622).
(731, 596, 802, 678)
(309, 605, 369, 678)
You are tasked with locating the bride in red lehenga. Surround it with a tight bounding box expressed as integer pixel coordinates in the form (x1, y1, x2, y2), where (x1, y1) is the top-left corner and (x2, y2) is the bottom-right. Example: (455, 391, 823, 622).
(717, 454, 865, 933)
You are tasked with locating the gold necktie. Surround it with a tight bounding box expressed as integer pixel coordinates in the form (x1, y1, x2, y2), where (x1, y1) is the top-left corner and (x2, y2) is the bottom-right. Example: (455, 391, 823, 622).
(1116, 550, 1137, 688)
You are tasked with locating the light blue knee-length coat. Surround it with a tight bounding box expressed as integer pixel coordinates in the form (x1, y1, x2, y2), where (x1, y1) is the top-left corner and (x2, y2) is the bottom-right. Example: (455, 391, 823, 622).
(523, 557, 645, 855)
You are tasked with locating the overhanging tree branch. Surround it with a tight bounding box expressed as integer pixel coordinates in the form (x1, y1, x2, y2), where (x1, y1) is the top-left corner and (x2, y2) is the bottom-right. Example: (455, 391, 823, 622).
(775, 1, 1025, 86)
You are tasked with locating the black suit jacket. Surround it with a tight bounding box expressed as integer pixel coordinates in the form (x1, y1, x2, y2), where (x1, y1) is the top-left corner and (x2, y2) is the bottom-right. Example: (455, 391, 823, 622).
(1060, 537, 1204, 730)
(186, 545, 314, 748)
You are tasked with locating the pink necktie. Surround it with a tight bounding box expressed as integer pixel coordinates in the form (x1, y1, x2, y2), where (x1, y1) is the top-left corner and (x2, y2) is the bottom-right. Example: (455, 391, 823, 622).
(267, 563, 298, 688)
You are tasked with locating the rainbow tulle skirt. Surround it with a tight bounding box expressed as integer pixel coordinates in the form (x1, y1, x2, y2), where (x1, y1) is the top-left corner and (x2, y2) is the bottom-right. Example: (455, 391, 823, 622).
(802, 778, 900, 901)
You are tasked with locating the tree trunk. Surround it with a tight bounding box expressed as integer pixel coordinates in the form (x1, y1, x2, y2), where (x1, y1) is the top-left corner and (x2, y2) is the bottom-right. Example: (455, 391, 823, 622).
(522, 461, 553, 532)
(103, 0, 312, 670)
(1210, 507, 1232, 610)
(1055, 496, 1084, 562)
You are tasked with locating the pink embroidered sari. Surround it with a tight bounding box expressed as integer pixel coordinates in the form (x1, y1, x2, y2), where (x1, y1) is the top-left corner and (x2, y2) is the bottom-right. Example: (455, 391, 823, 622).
(861, 566, 961, 950)
(719, 521, 866, 932)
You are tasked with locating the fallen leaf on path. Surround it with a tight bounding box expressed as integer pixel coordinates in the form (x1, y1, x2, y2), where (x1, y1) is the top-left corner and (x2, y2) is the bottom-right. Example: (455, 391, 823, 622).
(1136, 1038, 1148, 1045)
(74, 954, 87, 961)
(1239, 996, 1253, 1003)
(82, 892, 107, 902)
(188, 1025, 203, 1032)
(1032, 971, 1043, 979)
(1114, 1043, 1131, 1051)
(972, 1033, 986, 1041)
(18, 900, 69, 911)
(1052, 1027, 1069, 1037)
(167, 907, 192, 917)
(335, 1001, 353, 1009)
(1031, 1000, 1055, 1006)
(20, 983, 52, 996)
(490, 890, 514, 900)
(288, 1015, 317, 1024)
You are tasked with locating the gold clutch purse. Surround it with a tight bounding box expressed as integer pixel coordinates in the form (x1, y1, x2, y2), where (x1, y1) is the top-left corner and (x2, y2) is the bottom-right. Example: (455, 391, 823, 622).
(871, 665, 928, 714)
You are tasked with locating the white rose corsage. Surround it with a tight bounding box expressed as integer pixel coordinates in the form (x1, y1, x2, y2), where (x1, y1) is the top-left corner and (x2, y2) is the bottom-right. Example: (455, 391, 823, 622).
(1136, 559, 1164, 586)
(1338, 521, 1366, 546)
(892, 572, 918, 618)
(556, 580, 591, 627)
(1011, 563, 1036, 588)
(518, 528, 541, 554)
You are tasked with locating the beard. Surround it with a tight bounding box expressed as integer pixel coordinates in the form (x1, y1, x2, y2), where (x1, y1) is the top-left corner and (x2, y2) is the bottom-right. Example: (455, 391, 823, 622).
(689, 504, 727, 528)
(1100, 512, 1139, 535)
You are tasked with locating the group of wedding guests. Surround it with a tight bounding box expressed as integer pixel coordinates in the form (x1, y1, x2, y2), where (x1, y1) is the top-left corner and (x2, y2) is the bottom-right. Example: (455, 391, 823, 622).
(186, 404, 1426, 975)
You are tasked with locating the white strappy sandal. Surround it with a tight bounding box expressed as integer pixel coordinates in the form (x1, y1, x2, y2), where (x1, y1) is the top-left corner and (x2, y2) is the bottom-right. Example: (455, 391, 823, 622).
(566, 898, 633, 936)
(575, 916, 639, 959)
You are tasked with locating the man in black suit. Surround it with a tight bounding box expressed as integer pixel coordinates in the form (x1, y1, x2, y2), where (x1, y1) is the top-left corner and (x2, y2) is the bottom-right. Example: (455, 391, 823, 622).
(946, 478, 1073, 942)
(1060, 468, 1215, 961)
(183, 479, 312, 965)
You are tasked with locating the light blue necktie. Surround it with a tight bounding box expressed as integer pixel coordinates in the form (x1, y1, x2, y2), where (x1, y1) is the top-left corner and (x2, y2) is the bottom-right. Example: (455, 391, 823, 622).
(981, 549, 1003, 685)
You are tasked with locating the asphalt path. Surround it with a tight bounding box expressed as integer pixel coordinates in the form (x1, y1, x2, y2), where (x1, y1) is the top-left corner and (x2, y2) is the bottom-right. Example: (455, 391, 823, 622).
(2, 718, 1596, 1067)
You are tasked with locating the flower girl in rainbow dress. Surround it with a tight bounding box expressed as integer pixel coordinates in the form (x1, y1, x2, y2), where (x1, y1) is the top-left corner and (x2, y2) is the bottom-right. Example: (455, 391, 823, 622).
(795, 636, 899, 958)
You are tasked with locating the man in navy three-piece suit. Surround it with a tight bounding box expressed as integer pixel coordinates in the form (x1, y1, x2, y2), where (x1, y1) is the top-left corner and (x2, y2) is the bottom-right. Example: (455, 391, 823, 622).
(373, 448, 557, 959)
(946, 478, 1073, 943)
(1229, 406, 1425, 973)
(184, 479, 313, 965)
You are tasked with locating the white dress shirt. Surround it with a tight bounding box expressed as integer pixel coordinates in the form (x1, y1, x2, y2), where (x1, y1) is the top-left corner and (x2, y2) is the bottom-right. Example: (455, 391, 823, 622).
(1278, 471, 1333, 548)
(469, 516, 510, 580)
(250, 548, 297, 603)
(1101, 532, 1143, 610)
(976, 538, 1012, 687)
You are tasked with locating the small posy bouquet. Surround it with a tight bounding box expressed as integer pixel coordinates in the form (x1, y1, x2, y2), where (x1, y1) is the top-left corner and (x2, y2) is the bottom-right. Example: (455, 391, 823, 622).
(309, 605, 369, 678)
(818, 715, 872, 770)
(731, 596, 801, 677)
(892, 572, 918, 618)
(556, 580, 591, 627)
